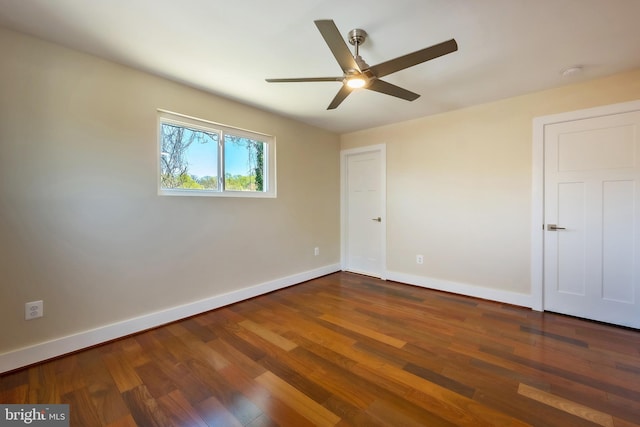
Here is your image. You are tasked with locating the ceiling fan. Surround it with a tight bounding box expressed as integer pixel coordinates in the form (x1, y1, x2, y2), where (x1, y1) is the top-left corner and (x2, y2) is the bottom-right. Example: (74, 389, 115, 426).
(266, 19, 458, 110)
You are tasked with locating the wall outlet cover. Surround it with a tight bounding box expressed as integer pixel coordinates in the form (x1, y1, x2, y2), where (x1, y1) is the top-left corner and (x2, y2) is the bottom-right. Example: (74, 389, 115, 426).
(25, 300, 43, 320)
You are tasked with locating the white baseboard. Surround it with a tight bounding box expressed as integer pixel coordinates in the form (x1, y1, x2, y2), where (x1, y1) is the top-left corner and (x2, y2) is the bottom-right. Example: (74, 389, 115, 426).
(386, 271, 533, 308)
(0, 264, 341, 374)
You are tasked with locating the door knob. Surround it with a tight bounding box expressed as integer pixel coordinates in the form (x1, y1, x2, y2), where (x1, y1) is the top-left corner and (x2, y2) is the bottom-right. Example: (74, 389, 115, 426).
(547, 224, 566, 231)
(371, 217, 382, 222)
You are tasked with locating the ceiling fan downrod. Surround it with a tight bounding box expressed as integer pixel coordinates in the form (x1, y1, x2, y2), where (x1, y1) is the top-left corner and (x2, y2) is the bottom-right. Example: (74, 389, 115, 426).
(348, 28, 367, 58)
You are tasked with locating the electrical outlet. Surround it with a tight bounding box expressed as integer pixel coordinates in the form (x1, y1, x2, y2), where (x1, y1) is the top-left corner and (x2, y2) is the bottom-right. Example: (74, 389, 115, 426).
(314, 247, 320, 256)
(25, 300, 43, 320)
(416, 255, 424, 265)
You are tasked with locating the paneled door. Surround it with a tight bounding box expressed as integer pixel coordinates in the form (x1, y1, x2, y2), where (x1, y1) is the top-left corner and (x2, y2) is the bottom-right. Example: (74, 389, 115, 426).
(544, 110, 640, 328)
(341, 145, 386, 278)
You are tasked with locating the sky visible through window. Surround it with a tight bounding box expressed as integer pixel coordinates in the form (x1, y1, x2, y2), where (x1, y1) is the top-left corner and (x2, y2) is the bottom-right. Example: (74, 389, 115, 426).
(185, 134, 255, 178)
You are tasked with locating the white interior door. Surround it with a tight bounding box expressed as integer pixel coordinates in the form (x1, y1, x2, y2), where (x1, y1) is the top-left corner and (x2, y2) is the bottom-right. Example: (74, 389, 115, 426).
(342, 146, 385, 278)
(544, 110, 640, 328)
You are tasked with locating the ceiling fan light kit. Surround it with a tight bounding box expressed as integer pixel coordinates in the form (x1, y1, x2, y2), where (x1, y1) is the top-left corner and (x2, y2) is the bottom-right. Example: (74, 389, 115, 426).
(346, 76, 367, 88)
(266, 19, 458, 110)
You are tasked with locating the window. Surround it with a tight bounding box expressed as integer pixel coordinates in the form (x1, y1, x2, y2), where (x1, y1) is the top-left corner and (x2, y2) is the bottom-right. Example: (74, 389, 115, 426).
(158, 110, 276, 197)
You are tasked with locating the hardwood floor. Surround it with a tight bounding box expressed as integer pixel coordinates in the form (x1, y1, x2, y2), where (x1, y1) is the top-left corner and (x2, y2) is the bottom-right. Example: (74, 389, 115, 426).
(1, 272, 639, 426)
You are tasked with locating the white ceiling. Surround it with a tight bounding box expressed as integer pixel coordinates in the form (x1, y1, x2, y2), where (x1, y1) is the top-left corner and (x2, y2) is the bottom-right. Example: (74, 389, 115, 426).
(1, 0, 639, 133)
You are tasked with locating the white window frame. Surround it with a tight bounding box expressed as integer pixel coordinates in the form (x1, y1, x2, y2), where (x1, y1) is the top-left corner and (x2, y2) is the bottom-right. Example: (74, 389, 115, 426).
(157, 110, 276, 198)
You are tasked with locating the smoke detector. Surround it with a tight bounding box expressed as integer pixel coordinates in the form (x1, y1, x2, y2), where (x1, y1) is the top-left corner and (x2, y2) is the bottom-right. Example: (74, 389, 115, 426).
(561, 66, 583, 78)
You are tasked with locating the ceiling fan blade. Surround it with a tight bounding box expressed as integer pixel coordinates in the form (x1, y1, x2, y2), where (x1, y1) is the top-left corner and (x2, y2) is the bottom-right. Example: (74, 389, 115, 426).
(266, 77, 343, 83)
(314, 19, 360, 73)
(366, 79, 420, 101)
(327, 85, 353, 110)
(368, 39, 458, 78)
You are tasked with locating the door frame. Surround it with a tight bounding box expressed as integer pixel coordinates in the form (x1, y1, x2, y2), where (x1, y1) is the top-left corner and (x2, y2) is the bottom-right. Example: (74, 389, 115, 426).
(531, 99, 640, 311)
(340, 144, 387, 279)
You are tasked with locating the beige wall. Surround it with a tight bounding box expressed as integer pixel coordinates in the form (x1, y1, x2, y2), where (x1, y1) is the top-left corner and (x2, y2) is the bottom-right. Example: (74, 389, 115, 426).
(0, 27, 340, 354)
(341, 68, 640, 295)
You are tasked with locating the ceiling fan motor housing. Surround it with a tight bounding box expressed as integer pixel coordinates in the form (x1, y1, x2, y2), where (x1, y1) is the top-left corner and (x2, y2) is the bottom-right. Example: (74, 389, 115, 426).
(348, 28, 368, 47)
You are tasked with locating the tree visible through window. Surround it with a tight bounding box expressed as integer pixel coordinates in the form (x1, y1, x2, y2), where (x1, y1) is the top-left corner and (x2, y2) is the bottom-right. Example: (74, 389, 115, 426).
(224, 134, 264, 192)
(158, 111, 275, 197)
(160, 123, 219, 190)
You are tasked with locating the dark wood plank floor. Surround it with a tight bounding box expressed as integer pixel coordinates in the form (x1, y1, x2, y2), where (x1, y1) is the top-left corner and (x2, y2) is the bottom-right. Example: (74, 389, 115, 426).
(1, 272, 639, 426)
